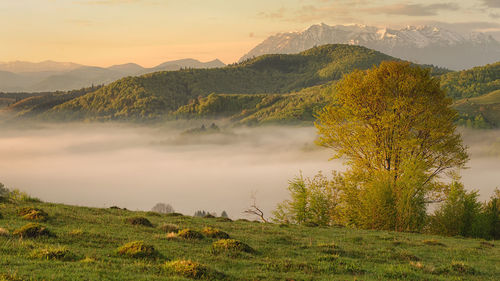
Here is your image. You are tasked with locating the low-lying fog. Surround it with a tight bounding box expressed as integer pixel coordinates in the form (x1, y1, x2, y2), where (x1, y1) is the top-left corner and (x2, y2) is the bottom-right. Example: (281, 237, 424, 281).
(0, 123, 498, 219)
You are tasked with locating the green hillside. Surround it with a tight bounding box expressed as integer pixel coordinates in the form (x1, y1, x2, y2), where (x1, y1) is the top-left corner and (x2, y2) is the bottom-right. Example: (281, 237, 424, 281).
(453, 89, 500, 128)
(1, 200, 498, 281)
(42, 45, 396, 121)
(441, 62, 500, 100)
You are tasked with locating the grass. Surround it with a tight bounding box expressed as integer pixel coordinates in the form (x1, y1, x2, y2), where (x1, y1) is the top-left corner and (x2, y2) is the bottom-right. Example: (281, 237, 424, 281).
(0, 201, 498, 280)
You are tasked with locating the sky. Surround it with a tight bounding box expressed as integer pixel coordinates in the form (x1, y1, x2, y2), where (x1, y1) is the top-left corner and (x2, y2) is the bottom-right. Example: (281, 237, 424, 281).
(0, 0, 499, 67)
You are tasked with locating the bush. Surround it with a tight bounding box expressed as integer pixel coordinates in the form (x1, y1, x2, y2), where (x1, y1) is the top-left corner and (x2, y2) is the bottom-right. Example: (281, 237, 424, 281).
(202, 227, 230, 239)
(116, 241, 158, 258)
(13, 223, 52, 238)
(0, 183, 9, 202)
(30, 246, 77, 261)
(165, 212, 184, 217)
(212, 239, 253, 254)
(158, 223, 179, 233)
(429, 182, 483, 237)
(124, 217, 153, 227)
(164, 260, 223, 279)
(216, 217, 232, 222)
(177, 229, 204, 240)
(18, 207, 49, 222)
(8, 189, 41, 203)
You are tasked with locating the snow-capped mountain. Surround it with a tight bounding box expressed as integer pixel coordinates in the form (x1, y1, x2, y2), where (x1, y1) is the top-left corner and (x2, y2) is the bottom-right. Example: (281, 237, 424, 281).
(240, 23, 500, 70)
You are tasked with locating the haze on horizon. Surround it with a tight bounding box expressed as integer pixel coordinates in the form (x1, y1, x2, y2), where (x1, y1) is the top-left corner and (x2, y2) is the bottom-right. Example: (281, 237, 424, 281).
(0, 0, 499, 67)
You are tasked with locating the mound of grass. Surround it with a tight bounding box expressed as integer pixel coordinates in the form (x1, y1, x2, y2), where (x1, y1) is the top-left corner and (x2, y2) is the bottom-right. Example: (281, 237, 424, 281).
(17, 207, 48, 222)
(145, 211, 162, 217)
(158, 223, 179, 233)
(0, 228, 9, 237)
(178, 229, 204, 240)
(212, 239, 253, 254)
(422, 239, 446, 246)
(216, 217, 232, 222)
(124, 217, 153, 227)
(203, 214, 216, 219)
(30, 246, 77, 261)
(164, 260, 223, 279)
(450, 261, 476, 275)
(202, 227, 230, 239)
(68, 229, 83, 236)
(116, 241, 158, 259)
(165, 212, 184, 217)
(12, 223, 52, 238)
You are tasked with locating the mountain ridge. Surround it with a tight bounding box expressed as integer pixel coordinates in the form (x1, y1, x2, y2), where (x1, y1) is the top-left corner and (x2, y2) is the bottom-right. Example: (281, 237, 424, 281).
(240, 23, 500, 70)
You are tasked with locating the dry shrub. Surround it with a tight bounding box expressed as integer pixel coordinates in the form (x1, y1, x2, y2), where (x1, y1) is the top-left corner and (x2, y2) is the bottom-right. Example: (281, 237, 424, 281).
(13, 223, 52, 238)
(202, 227, 230, 239)
(124, 217, 153, 227)
(0, 228, 10, 237)
(116, 241, 158, 258)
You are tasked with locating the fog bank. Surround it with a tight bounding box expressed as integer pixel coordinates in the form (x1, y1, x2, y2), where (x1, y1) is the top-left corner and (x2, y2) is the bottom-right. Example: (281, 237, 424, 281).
(0, 124, 498, 218)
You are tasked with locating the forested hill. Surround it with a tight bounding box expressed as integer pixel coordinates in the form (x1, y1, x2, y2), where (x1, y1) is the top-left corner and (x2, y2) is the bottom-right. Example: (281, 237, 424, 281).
(41, 45, 398, 120)
(441, 62, 500, 100)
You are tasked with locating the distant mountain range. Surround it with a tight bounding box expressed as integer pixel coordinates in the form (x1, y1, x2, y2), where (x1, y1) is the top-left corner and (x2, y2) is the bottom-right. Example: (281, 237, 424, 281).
(0, 59, 225, 92)
(240, 23, 500, 70)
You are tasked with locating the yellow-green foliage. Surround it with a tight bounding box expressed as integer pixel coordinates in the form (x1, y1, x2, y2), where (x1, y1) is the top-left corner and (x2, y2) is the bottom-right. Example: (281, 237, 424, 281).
(422, 239, 446, 247)
(124, 217, 153, 227)
(17, 207, 49, 221)
(164, 260, 223, 279)
(441, 62, 500, 100)
(30, 246, 77, 261)
(450, 261, 476, 274)
(202, 227, 230, 239)
(0, 273, 25, 281)
(212, 239, 253, 254)
(177, 229, 204, 240)
(116, 241, 157, 258)
(12, 223, 52, 238)
(158, 223, 179, 233)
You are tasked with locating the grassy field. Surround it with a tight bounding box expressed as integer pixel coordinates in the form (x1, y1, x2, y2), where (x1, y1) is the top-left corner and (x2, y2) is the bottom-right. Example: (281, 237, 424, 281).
(1, 201, 498, 281)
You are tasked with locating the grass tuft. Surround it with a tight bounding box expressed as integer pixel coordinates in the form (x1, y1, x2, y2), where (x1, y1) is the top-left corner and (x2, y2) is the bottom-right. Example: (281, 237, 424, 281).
(164, 260, 224, 279)
(450, 261, 476, 275)
(202, 227, 230, 239)
(116, 241, 158, 259)
(0, 228, 10, 237)
(158, 223, 179, 233)
(212, 239, 253, 255)
(124, 217, 153, 227)
(178, 229, 204, 240)
(422, 239, 446, 246)
(12, 223, 52, 238)
(30, 246, 77, 261)
(17, 207, 49, 222)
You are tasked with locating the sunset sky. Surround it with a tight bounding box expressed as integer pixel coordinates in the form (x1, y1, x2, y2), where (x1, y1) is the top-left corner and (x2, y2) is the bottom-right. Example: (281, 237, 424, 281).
(0, 0, 499, 67)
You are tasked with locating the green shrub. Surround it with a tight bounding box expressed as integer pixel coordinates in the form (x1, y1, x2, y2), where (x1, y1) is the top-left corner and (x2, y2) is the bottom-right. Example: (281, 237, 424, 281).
(13, 223, 52, 238)
(159, 223, 179, 233)
(164, 260, 223, 279)
(212, 239, 253, 254)
(216, 217, 232, 222)
(202, 227, 230, 239)
(124, 217, 153, 227)
(17, 207, 49, 222)
(8, 189, 41, 203)
(203, 214, 216, 219)
(30, 246, 77, 261)
(116, 241, 158, 258)
(145, 211, 162, 217)
(177, 229, 204, 240)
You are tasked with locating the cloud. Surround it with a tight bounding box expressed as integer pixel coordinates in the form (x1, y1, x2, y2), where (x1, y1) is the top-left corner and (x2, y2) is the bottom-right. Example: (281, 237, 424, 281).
(79, 0, 158, 5)
(257, 7, 286, 20)
(257, 4, 354, 23)
(490, 13, 500, 19)
(364, 3, 460, 16)
(482, 0, 500, 8)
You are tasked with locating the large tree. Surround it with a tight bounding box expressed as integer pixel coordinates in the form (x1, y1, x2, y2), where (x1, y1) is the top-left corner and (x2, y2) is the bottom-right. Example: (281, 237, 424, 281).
(315, 61, 468, 231)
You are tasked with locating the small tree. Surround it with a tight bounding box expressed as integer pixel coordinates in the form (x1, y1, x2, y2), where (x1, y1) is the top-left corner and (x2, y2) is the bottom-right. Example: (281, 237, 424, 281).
(315, 61, 468, 231)
(0, 183, 9, 202)
(220, 211, 229, 218)
(151, 203, 174, 214)
(429, 182, 482, 237)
